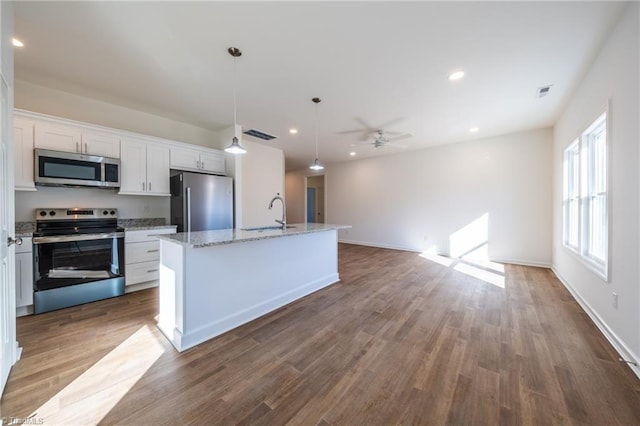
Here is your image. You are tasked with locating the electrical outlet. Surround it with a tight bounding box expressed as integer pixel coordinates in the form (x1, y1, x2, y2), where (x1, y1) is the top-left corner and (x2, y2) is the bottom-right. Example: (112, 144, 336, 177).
(612, 292, 618, 309)
(423, 235, 428, 242)
(143, 205, 150, 213)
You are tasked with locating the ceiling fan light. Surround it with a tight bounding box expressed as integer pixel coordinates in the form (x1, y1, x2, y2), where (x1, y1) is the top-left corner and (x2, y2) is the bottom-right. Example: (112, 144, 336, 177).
(309, 158, 324, 171)
(224, 136, 247, 154)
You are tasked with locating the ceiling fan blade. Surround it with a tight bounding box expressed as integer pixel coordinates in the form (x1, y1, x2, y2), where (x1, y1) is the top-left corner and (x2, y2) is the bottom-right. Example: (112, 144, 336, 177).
(388, 133, 412, 142)
(336, 129, 366, 135)
(377, 117, 406, 131)
(355, 117, 376, 131)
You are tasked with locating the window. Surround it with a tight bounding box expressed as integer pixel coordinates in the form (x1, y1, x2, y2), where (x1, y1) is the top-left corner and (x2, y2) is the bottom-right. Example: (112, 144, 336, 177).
(562, 112, 608, 279)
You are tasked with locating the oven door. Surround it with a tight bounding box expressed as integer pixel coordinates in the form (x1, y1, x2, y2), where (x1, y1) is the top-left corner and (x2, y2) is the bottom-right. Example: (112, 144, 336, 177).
(33, 231, 125, 292)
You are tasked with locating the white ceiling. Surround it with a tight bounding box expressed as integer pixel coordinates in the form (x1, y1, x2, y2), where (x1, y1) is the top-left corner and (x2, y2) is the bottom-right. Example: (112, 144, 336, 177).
(14, 1, 625, 171)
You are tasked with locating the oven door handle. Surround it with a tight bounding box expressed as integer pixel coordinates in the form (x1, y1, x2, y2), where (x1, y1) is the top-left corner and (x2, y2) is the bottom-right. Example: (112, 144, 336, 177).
(33, 231, 125, 244)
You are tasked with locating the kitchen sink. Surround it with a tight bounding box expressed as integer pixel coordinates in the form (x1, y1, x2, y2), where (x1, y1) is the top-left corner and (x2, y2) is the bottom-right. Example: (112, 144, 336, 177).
(243, 225, 296, 232)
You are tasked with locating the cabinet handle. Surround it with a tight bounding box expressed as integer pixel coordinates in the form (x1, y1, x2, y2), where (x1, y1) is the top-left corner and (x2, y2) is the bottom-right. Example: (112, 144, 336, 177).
(147, 249, 159, 253)
(76, 141, 79, 152)
(84, 143, 88, 153)
(201, 161, 204, 169)
(142, 182, 146, 191)
(148, 182, 152, 191)
(196, 160, 200, 169)
(147, 269, 159, 273)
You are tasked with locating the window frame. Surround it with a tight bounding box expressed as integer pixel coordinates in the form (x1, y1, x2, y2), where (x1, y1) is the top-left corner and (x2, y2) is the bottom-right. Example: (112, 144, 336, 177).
(561, 110, 609, 281)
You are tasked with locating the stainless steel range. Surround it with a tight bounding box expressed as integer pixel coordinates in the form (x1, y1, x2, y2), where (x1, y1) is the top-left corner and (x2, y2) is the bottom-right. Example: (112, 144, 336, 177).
(32, 208, 125, 314)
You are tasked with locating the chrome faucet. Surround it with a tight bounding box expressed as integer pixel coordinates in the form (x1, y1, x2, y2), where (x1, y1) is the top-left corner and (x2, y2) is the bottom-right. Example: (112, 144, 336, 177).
(268, 193, 287, 229)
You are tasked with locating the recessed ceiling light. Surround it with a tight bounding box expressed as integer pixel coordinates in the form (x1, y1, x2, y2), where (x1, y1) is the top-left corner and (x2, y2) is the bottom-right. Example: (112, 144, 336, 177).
(469, 127, 479, 133)
(349, 152, 356, 156)
(448, 70, 465, 81)
(12, 38, 24, 47)
(289, 128, 298, 134)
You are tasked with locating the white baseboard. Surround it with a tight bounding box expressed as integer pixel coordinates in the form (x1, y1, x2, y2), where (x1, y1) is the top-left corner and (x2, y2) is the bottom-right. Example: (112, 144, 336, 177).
(551, 266, 640, 379)
(338, 239, 421, 253)
(167, 273, 340, 352)
(125, 281, 158, 293)
(338, 239, 552, 269)
(490, 257, 551, 268)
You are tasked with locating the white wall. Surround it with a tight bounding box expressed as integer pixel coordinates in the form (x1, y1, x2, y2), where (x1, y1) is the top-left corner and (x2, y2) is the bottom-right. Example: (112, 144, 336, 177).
(325, 127, 553, 266)
(285, 169, 324, 224)
(15, 187, 169, 222)
(552, 3, 639, 373)
(15, 80, 220, 148)
(231, 139, 285, 228)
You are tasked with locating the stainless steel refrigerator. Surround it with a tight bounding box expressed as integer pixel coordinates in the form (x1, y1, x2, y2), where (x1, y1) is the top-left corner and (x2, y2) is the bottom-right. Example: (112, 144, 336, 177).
(170, 172, 233, 232)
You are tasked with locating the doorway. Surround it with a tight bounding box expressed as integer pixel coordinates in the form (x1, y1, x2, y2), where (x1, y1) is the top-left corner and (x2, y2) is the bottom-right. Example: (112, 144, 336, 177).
(305, 175, 325, 224)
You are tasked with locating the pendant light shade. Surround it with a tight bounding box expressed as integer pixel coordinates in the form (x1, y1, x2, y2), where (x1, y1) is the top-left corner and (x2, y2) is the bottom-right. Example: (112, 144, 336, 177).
(309, 97, 324, 171)
(224, 47, 247, 155)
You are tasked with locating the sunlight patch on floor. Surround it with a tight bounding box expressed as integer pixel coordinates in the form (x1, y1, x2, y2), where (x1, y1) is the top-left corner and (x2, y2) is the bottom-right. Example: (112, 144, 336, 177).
(31, 324, 165, 425)
(419, 213, 505, 288)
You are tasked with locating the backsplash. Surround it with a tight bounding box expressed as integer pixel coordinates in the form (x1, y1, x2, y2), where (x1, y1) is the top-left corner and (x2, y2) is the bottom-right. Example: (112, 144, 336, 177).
(15, 185, 170, 222)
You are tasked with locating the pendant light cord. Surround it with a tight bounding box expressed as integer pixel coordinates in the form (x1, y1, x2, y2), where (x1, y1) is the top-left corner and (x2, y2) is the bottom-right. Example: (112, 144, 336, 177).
(233, 55, 237, 128)
(315, 101, 319, 158)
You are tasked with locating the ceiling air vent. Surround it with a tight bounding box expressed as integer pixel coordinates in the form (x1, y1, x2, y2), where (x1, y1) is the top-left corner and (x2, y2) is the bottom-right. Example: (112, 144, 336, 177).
(537, 85, 552, 98)
(243, 128, 278, 141)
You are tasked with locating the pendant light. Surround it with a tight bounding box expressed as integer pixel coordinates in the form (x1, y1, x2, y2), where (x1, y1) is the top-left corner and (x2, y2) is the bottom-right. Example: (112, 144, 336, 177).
(309, 97, 324, 171)
(224, 47, 247, 154)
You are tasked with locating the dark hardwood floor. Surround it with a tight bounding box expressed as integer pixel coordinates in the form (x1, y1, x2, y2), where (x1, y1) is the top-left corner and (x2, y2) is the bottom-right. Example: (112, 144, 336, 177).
(2, 243, 639, 425)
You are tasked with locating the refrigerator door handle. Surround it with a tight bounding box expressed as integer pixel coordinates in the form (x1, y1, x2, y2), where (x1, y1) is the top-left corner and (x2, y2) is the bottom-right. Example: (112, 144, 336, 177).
(186, 186, 192, 233)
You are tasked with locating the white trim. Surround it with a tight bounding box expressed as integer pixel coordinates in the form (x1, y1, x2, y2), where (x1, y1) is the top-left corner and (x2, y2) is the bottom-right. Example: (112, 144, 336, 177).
(338, 239, 421, 253)
(489, 257, 552, 268)
(338, 239, 552, 268)
(551, 266, 640, 379)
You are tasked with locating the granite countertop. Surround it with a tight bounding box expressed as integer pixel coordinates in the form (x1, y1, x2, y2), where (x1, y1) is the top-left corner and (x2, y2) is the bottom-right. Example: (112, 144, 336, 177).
(156, 223, 351, 249)
(15, 222, 35, 237)
(14, 218, 173, 237)
(124, 224, 177, 231)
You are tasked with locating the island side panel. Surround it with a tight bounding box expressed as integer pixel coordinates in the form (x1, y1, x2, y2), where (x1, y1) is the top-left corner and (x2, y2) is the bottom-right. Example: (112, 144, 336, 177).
(158, 239, 186, 351)
(181, 230, 339, 350)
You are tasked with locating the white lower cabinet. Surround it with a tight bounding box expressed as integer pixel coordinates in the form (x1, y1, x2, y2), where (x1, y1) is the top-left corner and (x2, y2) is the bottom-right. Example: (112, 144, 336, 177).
(125, 227, 176, 289)
(15, 237, 33, 314)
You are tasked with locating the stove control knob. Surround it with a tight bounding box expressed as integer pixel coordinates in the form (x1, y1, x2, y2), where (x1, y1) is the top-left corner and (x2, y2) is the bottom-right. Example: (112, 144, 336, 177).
(39, 211, 47, 217)
(110, 210, 116, 215)
(49, 211, 56, 216)
(103, 210, 108, 215)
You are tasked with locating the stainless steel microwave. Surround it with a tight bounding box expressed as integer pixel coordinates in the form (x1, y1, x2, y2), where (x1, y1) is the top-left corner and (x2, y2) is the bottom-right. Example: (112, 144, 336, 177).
(35, 148, 121, 189)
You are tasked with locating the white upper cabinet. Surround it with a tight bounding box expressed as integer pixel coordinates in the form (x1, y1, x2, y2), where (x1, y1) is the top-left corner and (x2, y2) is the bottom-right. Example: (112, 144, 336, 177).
(14, 117, 36, 191)
(81, 130, 121, 158)
(119, 137, 170, 196)
(170, 145, 226, 175)
(34, 122, 120, 158)
(34, 122, 81, 153)
(170, 146, 200, 171)
(199, 150, 226, 174)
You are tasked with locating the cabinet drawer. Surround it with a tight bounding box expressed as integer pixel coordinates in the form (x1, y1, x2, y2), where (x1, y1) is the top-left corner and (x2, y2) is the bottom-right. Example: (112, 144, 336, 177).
(126, 241, 160, 264)
(126, 260, 161, 286)
(125, 228, 175, 243)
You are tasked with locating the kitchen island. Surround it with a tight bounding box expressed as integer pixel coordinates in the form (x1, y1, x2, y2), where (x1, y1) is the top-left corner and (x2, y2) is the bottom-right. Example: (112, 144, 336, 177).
(156, 223, 350, 351)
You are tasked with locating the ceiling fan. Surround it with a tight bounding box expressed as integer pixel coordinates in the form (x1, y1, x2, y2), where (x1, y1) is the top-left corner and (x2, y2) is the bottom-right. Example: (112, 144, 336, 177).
(337, 117, 407, 141)
(368, 130, 412, 149)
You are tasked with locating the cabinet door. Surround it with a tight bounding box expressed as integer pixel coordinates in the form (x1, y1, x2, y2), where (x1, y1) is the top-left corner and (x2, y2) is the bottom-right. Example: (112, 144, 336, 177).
(170, 146, 200, 172)
(34, 122, 82, 153)
(199, 150, 226, 175)
(119, 138, 148, 194)
(14, 117, 36, 191)
(82, 130, 120, 158)
(15, 252, 33, 308)
(146, 144, 170, 195)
